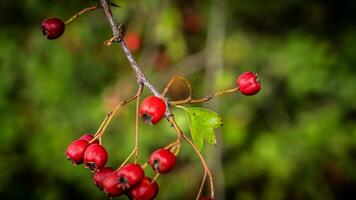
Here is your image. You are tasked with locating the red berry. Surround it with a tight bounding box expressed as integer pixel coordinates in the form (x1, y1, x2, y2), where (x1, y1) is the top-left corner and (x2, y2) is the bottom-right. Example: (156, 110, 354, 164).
(117, 163, 145, 190)
(140, 96, 166, 125)
(125, 32, 141, 52)
(65, 139, 89, 165)
(102, 173, 124, 197)
(79, 134, 98, 144)
(128, 177, 159, 200)
(200, 197, 213, 200)
(149, 149, 176, 174)
(83, 144, 108, 171)
(236, 71, 261, 96)
(93, 167, 115, 190)
(41, 18, 65, 40)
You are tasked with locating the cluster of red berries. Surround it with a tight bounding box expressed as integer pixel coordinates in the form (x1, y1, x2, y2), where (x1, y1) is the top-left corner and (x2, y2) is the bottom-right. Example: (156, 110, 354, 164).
(66, 133, 177, 199)
(64, 96, 174, 199)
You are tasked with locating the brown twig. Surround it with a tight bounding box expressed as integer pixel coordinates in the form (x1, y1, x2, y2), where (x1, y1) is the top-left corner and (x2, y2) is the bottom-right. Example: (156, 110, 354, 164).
(90, 83, 143, 143)
(162, 75, 192, 99)
(65, 5, 100, 24)
(170, 87, 238, 105)
(134, 92, 140, 163)
(182, 134, 215, 199)
(196, 171, 207, 200)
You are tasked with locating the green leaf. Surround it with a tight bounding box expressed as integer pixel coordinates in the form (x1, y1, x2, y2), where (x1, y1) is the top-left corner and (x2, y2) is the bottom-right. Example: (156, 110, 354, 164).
(178, 106, 223, 151)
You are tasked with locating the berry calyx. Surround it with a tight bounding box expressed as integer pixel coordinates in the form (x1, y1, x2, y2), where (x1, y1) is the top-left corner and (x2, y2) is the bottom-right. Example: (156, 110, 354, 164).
(65, 139, 89, 165)
(149, 149, 176, 174)
(140, 96, 167, 125)
(83, 144, 108, 171)
(236, 71, 261, 96)
(93, 167, 115, 190)
(102, 173, 124, 197)
(79, 133, 99, 144)
(128, 177, 159, 200)
(41, 18, 65, 40)
(117, 163, 145, 190)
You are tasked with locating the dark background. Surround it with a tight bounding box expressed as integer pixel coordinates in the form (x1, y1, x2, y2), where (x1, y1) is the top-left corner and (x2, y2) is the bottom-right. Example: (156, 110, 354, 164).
(1, 0, 356, 199)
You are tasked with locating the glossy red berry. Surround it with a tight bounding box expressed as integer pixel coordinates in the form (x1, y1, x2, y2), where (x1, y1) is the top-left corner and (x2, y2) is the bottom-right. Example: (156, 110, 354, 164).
(93, 167, 115, 190)
(83, 144, 108, 171)
(236, 71, 261, 96)
(65, 139, 89, 165)
(79, 134, 99, 144)
(140, 96, 166, 125)
(117, 163, 145, 190)
(102, 173, 124, 197)
(128, 177, 159, 200)
(149, 149, 176, 173)
(41, 18, 65, 40)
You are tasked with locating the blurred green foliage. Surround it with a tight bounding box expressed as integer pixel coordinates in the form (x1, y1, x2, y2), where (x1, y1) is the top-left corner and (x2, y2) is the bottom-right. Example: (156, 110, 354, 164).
(1, 0, 356, 199)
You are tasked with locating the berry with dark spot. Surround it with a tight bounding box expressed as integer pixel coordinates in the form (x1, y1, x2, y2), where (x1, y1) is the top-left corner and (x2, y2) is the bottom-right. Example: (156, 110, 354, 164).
(149, 149, 176, 174)
(102, 173, 124, 197)
(41, 18, 65, 40)
(83, 144, 108, 171)
(65, 139, 89, 165)
(117, 163, 145, 190)
(140, 96, 166, 125)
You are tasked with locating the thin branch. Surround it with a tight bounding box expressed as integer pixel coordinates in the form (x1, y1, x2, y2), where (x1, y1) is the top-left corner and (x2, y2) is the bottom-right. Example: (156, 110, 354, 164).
(182, 134, 215, 199)
(65, 5, 100, 24)
(170, 87, 238, 105)
(196, 171, 207, 200)
(162, 75, 192, 99)
(100, 0, 174, 119)
(134, 92, 140, 163)
(100, 0, 160, 96)
(90, 84, 143, 143)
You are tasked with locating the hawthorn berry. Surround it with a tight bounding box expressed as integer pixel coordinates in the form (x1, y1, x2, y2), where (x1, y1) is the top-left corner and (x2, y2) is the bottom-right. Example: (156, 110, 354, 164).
(79, 133, 98, 144)
(140, 96, 166, 125)
(65, 139, 89, 165)
(83, 144, 108, 171)
(102, 173, 124, 197)
(128, 177, 159, 200)
(117, 163, 145, 190)
(41, 18, 65, 40)
(93, 167, 115, 190)
(236, 71, 261, 96)
(149, 149, 176, 174)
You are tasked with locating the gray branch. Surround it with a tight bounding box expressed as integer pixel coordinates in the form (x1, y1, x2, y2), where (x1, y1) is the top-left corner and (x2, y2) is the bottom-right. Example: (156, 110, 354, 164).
(99, 0, 160, 97)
